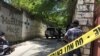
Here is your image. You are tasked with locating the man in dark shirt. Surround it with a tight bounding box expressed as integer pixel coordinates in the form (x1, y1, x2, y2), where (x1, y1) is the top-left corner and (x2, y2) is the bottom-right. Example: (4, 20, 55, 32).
(64, 20, 82, 56)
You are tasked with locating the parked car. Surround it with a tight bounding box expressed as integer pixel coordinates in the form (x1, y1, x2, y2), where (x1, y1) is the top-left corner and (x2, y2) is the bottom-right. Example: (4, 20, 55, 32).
(45, 27, 58, 39)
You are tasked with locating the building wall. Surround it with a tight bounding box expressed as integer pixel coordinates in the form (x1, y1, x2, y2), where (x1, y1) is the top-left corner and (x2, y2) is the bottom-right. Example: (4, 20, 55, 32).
(74, 0, 95, 56)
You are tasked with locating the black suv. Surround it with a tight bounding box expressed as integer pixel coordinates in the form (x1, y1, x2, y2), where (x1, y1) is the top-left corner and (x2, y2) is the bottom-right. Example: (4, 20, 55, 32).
(45, 27, 58, 39)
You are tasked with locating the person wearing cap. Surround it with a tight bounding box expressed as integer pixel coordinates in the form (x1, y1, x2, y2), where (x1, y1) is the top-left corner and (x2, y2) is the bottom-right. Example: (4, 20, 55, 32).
(0, 32, 12, 55)
(64, 20, 82, 56)
(0, 32, 9, 45)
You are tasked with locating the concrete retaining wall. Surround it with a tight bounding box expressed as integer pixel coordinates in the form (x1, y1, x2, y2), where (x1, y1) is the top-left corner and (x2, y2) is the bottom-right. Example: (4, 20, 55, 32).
(0, 2, 46, 42)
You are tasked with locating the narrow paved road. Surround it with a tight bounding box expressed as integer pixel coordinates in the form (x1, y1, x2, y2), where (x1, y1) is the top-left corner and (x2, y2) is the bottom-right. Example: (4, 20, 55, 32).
(7, 38, 66, 56)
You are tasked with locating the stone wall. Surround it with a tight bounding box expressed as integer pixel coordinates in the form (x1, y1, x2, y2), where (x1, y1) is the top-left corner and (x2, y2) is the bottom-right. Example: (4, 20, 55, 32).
(74, 0, 95, 56)
(80, 43, 91, 56)
(74, 0, 94, 26)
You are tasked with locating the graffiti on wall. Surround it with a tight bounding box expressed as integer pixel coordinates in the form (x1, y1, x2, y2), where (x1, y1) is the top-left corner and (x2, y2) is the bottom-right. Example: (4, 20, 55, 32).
(1, 15, 22, 26)
(24, 19, 30, 29)
(6, 25, 20, 35)
(0, 13, 22, 36)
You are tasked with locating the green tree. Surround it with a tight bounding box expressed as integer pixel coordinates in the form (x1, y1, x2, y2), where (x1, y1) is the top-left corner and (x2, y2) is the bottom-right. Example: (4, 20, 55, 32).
(10, 0, 77, 28)
(96, 0, 100, 4)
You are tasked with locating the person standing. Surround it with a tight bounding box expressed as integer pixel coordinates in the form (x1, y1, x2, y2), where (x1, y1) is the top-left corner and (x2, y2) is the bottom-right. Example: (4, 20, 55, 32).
(64, 20, 82, 56)
(57, 28, 62, 41)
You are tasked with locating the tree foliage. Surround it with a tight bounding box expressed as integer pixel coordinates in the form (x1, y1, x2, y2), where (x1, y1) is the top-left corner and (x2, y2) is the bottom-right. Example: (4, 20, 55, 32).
(10, 0, 77, 28)
(96, 0, 100, 4)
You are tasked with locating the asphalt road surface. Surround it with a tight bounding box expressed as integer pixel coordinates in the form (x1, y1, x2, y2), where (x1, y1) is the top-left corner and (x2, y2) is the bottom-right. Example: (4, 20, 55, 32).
(7, 38, 66, 56)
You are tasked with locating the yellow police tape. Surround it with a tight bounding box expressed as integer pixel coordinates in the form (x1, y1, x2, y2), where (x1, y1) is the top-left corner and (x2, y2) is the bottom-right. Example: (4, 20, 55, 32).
(48, 25, 100, 56)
